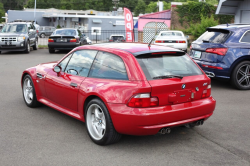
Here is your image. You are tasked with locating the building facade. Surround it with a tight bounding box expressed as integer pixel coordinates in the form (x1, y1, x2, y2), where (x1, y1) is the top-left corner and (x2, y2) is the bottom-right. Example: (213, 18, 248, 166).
(216, 0, 250, 23)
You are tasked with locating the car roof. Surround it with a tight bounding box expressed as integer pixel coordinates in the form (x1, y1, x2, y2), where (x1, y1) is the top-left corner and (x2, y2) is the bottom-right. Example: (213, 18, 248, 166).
(78, 43, 184, 55)
(55, 28, 76, 30)
(209, 24, 250, 30)
(160, 31, 183, 33)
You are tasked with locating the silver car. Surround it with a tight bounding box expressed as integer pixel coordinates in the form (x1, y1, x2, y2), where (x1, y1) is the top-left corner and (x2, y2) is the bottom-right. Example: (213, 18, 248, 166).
(0, 22, 38, 54)
(39, 26, 56, 38)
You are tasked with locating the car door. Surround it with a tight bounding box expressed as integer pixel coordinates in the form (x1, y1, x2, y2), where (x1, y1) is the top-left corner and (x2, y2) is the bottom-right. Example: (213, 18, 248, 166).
(45, 50, 98, 112)
(27, 23, 35, 44)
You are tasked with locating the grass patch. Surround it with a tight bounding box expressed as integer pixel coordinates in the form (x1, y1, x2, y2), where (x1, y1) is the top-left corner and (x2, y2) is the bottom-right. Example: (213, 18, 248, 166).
(38, 45, 48, 49)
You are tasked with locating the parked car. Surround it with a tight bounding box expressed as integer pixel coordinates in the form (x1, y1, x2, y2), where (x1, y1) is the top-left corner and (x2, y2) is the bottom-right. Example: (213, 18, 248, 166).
(21, 43, 216, 145)
(0, 22, 38, 54)
(39, 26, 56, 38)
(82, 35, 92, 45)
(108, 34, 125, 42)
(154, 31, 188, 52)
(48, 28, 84, 53)
(190, 24, 250, 90)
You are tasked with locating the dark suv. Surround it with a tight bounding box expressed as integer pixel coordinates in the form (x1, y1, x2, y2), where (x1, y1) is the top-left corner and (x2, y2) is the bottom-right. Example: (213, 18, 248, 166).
(190, 24, 250, 90)
(0, 22, 38, 54)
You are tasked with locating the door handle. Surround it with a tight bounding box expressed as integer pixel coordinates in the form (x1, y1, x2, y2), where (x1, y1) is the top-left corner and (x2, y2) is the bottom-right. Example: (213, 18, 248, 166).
(70, 82, 78, 87)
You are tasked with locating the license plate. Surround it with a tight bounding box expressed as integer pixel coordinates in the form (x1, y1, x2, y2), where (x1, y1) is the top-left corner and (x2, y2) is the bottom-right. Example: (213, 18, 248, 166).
(192, 51, 202, 59)
(57, 39, 67, 42)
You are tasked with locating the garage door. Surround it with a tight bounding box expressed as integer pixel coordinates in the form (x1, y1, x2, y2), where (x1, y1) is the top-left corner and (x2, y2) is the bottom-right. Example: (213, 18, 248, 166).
(241, 10, 250, 23)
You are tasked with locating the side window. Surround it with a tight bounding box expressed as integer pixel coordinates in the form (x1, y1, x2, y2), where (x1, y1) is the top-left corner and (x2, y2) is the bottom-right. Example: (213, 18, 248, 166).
(65, 50, 97, 76)
(241, 31, 250, 43)
(45, 27, 50, 31)
(58, 54, 73, 72)
(89, 52, 128, 80)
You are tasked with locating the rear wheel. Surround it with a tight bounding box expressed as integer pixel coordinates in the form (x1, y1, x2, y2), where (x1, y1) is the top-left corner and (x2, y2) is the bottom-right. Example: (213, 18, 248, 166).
(49, 48, 55, 53)
(40, 33, 45, 38)
(85, 98, 121, 145)
(33, 39, 38, 50)
(231, 61, 250, 90)
(22, 75, 41, 107)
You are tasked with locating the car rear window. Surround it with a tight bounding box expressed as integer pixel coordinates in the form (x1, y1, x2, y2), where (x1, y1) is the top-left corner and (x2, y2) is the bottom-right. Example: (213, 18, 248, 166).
(136, 54, 203, 80)
(197, 30, 229, 43)
(160, 32, 183, 37)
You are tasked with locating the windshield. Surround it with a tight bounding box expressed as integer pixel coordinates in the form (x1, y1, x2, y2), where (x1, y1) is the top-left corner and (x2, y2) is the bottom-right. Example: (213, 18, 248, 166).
(2, 24, 27, 33)
(136, 54, 203, 80)
(160, 32, 183, 37)
(53, 29, 76, 36)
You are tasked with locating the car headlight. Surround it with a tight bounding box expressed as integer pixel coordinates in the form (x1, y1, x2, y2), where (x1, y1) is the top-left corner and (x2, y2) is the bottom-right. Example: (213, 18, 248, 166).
(18, 37, 25, 41)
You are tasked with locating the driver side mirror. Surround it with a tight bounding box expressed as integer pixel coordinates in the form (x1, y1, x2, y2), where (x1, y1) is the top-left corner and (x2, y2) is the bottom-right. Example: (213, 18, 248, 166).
(53, 66, 62, 76)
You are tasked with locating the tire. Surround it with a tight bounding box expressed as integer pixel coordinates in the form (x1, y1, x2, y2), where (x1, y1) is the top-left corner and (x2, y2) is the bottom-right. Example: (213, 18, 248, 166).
(33, 39, 38, 50)
(0, 51, 1, 54)
(22, 75, 41, 108)
(49, 48, 55, 53)
(40, 33, 45, 38)
(25, 41, 30, 53)
(85, 98, 121, 145)
(231, 61, 250, 90)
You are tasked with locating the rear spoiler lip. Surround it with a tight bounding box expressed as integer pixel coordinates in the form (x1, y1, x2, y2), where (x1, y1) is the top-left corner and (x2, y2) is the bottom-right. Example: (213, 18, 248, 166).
(206, 28, 231, 33)
(133, 50, 185, 57)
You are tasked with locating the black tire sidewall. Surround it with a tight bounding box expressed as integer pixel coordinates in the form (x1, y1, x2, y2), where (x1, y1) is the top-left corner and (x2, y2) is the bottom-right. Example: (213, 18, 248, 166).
(25, 41, 30, 53)
(85, 98, 115, 145)
(231, 61, 250, 90)
(33, 39, 38, 50)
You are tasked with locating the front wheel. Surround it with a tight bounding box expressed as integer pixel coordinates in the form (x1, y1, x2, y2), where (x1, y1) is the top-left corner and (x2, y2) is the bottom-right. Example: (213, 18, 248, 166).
(231, 61, 250, 90)
(25, 41, 30, 53)
(85, 98, 121, 145)
(22, 75, 41, 107)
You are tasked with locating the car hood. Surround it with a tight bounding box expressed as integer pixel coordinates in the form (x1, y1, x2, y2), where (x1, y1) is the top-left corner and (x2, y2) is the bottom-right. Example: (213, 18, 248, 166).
(0, 32, 27, 37)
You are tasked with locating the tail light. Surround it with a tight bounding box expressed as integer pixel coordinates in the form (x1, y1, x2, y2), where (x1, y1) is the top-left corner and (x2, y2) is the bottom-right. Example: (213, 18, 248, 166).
(36, 30, 39, 33)
(206, 48, 228, 56)
(127, 93, 159, 108)
(178, 41, 186, 43)
(109, 40, 113, 42)
(202, 84, 211, 98)
(70, 39, 77, 42)
(48, 39, 54, 42)
(155, 40, 162, 43)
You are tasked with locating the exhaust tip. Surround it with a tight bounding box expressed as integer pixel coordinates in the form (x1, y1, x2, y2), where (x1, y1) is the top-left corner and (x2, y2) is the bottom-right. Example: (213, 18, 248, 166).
(160, 128, 166, 134)
(166, 128, 171, 134)
(205, 71, 215, 78)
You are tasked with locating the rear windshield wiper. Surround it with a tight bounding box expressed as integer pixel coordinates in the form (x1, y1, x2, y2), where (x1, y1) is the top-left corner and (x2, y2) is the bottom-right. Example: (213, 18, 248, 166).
(153, 75, 183, 79)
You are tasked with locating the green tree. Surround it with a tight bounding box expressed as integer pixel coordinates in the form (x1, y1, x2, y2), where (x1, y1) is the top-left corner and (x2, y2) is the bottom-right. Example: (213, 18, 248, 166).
(184, 15, 218, 38)
(0, 2, 5, 23)
(134, 0, 147, 16)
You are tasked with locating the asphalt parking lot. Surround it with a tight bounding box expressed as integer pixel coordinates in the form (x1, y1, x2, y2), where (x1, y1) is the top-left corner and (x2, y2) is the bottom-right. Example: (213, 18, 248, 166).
(0, 49, 250, 166)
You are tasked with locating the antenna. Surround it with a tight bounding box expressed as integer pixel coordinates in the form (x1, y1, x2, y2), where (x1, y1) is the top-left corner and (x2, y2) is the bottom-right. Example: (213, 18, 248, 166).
(148, 21, 165, 49)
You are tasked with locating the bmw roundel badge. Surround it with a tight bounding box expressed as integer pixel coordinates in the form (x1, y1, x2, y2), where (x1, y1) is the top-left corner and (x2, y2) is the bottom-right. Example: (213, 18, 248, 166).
(182, 84, 186, 89)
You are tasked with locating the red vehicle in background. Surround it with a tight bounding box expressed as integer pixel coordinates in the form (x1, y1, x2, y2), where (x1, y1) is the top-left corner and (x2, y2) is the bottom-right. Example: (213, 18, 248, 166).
(21, 43, 216, 145)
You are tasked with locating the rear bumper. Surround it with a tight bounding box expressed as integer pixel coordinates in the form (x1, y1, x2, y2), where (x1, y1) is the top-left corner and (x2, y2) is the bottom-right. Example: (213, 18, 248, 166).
(193, 59, 230, 79)
(48, 42, 80, 50)
(107, 96, 216, 135)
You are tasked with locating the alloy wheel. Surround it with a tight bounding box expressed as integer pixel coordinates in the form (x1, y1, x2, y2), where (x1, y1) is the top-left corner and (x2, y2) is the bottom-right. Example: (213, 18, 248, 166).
(23, 78, 33, 104)
(86, 104, 106, 140)
(236, 64, 250, 87)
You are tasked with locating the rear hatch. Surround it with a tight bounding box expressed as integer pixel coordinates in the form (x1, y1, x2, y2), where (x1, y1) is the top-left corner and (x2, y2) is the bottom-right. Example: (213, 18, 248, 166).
(136, 52, 211, 105)
(190, 28, 231, 63)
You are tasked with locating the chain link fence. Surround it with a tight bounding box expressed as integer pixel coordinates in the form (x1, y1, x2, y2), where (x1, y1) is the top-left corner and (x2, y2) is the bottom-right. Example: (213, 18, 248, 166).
(38, 29, 166, 46)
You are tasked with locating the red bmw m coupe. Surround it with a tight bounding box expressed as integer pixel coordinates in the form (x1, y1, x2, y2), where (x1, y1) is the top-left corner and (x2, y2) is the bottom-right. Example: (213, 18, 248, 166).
(21, 43, 216, 145)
